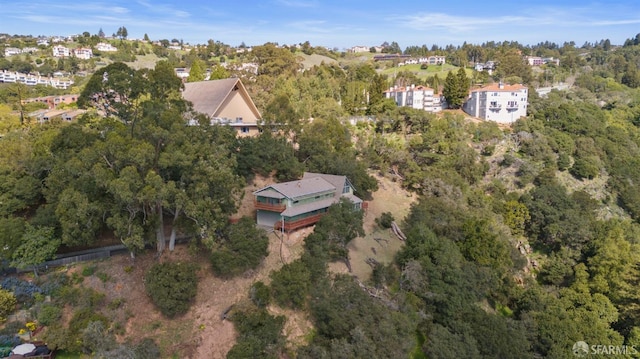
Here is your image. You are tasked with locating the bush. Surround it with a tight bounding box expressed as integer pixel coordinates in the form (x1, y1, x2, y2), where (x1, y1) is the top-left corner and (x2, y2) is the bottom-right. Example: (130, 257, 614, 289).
(210, 217, 269, 278)
(0, 277, 42, 306)
(0, 334, 20, 347)
(375, 212, 395, 229)
(37, 272, 69, 296)
(228, 307, 286, 359)
(145, 262, 198, 317)
(250, 282, 271, 308)
(81, 265, 96, 277)
(482, 144, 495, 156)
(134, 338, 161, 359)
(0, 289, 16, 322)
(270, 260, 311, 309)
(37, 304, 62, 326)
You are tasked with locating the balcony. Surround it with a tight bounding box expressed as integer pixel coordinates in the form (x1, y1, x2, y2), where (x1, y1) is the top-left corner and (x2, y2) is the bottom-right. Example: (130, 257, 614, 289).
(489, 104, 501, 111)
(274, 213, 325, 233)
(506, 104, 519, 110)
(254, 200, 286, 212)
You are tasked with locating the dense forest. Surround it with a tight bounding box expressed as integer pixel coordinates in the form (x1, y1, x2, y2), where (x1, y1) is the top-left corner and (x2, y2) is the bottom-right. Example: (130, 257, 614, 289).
(1, 32, 640, 358)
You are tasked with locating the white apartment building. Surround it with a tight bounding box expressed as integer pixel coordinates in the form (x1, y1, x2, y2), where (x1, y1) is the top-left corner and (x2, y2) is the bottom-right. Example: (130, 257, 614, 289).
(4, 47, 21, 57)
(524, 56, 560, 66)
(95, 42, 117, 52)
(463, 83, 528, 123)
(52, 45, 70, 57)
(73, 48, 93, 60)
(384, 85, 444, 113)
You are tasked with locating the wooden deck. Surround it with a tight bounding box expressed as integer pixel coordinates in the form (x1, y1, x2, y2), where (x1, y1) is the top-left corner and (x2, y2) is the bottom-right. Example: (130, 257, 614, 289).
(254, 201, 286, 212)
(274, 213, 325, 233)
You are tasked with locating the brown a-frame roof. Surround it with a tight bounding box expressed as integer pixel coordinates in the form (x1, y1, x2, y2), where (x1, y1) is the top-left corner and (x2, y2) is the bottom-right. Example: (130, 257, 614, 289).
(182, 78, 262, 120)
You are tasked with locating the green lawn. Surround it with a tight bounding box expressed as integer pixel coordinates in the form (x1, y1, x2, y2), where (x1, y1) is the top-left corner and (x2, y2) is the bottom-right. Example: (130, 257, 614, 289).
(380, 63, 471, 80)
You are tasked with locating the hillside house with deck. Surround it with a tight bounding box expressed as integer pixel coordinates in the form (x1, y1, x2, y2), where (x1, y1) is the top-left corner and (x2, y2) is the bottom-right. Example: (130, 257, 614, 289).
(253, 172, 363, 232)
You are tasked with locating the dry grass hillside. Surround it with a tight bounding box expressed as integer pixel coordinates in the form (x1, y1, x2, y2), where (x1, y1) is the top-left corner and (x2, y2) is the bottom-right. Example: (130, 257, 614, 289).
(30, 172, 414, 358)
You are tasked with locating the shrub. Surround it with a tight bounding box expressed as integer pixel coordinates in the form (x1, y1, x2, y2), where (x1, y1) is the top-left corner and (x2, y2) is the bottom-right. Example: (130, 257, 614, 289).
(81, 265, 96, 277)
(482, 144, 495, 156)
(270, 260, 311, 309)
(0, 277, 42, 306)
(228, 308, 286, 359)
(0, 334, 20, 347)
(37, 272, 69, 296)
(145, 262, 198, 317)
(375, 212, 395, 229)
(0, 289, 16, 322)
(210, 217, 269, 278)
(134, 338, 161, 359)
(250, 282, 271, 308)
(66, 308, 110, 352)
(37, 304, 62, 326)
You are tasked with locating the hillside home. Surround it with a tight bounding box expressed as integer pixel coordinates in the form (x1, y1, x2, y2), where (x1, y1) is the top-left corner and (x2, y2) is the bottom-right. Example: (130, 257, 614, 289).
(524, 56, 560, 66)
(384, 84, 444, 113)
(52, 45, 69, 58)
(348, 46, 371, 53)
(4, 47, 21, 57)
(73, 48, 92, 60)
(462, 83, 528, 123)
(95, 42, 117, 52)
(182, 78, 262, 137)
(23, 94, 79, 109)
(253, 172, 363, 232)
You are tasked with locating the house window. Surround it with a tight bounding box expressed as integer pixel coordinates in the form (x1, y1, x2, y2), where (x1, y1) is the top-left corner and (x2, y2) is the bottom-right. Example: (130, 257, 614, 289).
(236, 117, 243, 123)
(343, 184, 350, 194)
(241, 127, 249, 133)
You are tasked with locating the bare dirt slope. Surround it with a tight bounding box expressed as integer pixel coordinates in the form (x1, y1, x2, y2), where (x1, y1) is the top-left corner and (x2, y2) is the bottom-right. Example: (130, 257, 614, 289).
(328, 173, 417, 280)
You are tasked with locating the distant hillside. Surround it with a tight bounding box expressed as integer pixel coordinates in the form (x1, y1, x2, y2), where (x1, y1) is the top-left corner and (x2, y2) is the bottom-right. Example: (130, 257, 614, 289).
(298, 53, 338, 69)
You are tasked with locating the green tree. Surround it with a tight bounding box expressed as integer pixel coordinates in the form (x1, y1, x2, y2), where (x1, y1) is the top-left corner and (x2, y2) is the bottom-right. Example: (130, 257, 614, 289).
(209, 63, 229, 80)
(11, 225, 59, 276)
(443, 70, 466, 109)
(187, 58, 206, 82)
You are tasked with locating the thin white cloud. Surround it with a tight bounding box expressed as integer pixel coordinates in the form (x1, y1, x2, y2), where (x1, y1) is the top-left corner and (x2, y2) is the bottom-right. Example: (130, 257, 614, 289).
(136, 0, 190, 18)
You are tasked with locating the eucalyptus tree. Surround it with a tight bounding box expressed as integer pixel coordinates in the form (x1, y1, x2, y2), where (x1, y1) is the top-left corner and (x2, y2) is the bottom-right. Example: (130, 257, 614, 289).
(73, 61, 244, 256)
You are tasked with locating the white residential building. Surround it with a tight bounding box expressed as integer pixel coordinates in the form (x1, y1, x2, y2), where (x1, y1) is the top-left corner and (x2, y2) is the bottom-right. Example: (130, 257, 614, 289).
(463, 83, 528, 123)
(4, 47, 21, 57)
(525, 56, 560, 66)
(384, 85, 444, 113)
(73, 47, 93, 60)
(37, 39, 49, 46)
(95, 42, 117, 52)
(348, 46, 371, 53)
(52, 45, 70, 57)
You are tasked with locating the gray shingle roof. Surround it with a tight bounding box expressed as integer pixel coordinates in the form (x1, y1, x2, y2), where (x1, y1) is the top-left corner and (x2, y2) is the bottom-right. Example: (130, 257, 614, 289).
(281, 198, 335, 217)
(303, 172, 351, 199)
(254, 176, 335, 199)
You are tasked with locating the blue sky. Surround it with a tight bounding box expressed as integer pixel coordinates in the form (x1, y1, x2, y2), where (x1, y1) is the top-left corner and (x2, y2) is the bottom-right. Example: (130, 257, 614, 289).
(2, 0, 639, 50)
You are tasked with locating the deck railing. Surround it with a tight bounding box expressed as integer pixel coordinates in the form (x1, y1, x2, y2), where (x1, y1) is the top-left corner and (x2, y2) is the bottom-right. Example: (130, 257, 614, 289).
(274, 213, 325, 232)
(254, 200, 286, 212)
